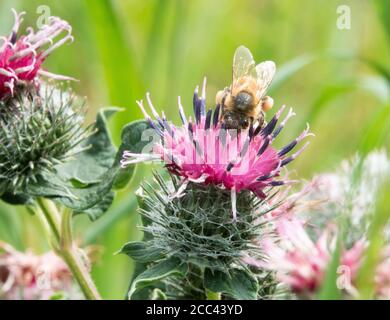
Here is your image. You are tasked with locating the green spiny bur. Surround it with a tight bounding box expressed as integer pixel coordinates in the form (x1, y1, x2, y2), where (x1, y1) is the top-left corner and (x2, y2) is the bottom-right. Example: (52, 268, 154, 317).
(0, 84, 92, 197)
(126, 172, 281, 299)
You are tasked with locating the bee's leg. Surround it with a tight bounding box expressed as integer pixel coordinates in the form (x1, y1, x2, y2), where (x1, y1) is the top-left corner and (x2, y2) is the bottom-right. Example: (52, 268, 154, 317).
(261, 96, 274, 112)
(216, 87, 230, 107)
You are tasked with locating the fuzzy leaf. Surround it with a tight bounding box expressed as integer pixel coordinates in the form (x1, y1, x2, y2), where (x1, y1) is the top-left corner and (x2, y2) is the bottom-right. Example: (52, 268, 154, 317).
(25, 116, 150, 220)
(118, 241, 164, 263)
(0, 191, 32, 205)
(151, 288, 167, 300)
(204, 269, 259, 300)
(128, 257, 186, 299)
(113, 120, 151, 189)
(59, 108, 119, 185)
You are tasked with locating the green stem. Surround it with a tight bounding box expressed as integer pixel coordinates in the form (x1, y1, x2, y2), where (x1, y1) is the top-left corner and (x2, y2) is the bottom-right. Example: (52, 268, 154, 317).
(206, 290, 221, 300)
(36, 198, 101, 300)
(36, 198, 61, 243)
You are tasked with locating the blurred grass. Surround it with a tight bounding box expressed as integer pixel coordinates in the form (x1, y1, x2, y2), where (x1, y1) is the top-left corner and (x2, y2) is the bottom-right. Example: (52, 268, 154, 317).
(1, 0, 390, 299)
(356, 180, 390, 299)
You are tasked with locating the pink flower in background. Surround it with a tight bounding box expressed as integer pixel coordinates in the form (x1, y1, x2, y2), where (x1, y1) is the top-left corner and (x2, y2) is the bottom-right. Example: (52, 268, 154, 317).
(245, 217, 366, 296)
(121, 79, 312, 219)
(0, 9, 74, 99)
(0, 242, 75, 300)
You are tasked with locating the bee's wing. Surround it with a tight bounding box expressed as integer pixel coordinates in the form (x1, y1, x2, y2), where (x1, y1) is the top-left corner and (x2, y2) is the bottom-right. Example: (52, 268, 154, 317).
(232, 46, 257, 81)
(255, 61, 276, 99)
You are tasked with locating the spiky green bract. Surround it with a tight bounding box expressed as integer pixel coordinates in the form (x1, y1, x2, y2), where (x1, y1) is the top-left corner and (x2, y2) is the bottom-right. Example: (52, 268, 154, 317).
(121, 172, 280, 299)
(0, 85, 91, 199)
(142, 175, 259, 271)
(0, 86, 147, 219)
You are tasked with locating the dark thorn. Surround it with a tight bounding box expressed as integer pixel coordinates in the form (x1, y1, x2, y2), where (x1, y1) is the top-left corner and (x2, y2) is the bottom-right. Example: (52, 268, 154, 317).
(195, 100, 201, 124)
(257, 172, 274, 181)
(205, 109, 212, 130)
(269, 180, 284, 187)
(249, 124, 254, 140)
(257, 137, 270, 156)
(261, 114, 278, 137)
(193, 90, 199, 115)
(226, 162, 234, 172)
(278, 139, 298, 157)
(148, 119, 163, 137)
(253, 125, 262, 137)
(10, 31, 17, 44)
(213, 104, 221, 127)
(163, 119, 174, 137)
(188, 122, 193, 136)
(281, 156, 294, 167)
(272, 125, 283, 139)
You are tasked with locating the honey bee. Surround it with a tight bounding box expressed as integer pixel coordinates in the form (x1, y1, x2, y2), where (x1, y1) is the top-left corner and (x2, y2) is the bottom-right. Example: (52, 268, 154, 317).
(216, 46, 276, 130)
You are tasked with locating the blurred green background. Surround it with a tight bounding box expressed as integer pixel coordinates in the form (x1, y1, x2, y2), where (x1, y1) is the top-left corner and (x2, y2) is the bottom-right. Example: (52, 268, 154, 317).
(0, 0, 389, 299)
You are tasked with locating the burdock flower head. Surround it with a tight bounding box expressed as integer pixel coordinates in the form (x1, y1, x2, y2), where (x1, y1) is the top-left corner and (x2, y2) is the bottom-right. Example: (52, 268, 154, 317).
(0, 9, 74, 100)
(246, 218, 366, 297)
(121, 79, 312, 220)
(0, 11, 90, 200)
(120, 67, 312, 299)
(0, 242, 76, 300)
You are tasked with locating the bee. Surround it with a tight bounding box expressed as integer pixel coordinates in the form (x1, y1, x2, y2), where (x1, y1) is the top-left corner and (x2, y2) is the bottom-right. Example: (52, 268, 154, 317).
(216, 46, 276, 130)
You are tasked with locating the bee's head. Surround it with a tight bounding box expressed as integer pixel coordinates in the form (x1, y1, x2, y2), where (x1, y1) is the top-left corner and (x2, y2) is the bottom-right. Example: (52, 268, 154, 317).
(223, 111, 250, 130)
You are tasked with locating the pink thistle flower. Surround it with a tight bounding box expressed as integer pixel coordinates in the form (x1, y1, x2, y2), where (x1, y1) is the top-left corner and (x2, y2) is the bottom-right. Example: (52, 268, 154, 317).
(0, 9, 75, 99)
(121, 79, 312, 220)
(0, 242, 75, 300)
(244, 218, 365, 296)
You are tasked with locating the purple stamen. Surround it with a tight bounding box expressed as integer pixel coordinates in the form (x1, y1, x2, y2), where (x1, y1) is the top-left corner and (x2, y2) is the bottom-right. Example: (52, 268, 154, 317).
(177, 96, 187, 125)
(269, 181, 285, 186)
(261, 105, 286, 137)
(205, 109, 212, 130)
(257, 136, 270, 156)
(278, 140, 298, 157)
(226, 162, 234, 172)
(213, 104, 221, 127)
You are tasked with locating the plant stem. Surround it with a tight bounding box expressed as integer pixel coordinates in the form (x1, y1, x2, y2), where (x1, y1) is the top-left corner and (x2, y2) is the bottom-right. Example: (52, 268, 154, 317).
(206, 290, 221, 300)
(36, 198, 101, 300)
(36, 198, 61, 243)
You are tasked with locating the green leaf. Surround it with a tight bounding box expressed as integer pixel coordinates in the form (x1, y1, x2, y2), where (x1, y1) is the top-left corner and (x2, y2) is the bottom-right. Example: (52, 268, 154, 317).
(59, 108, 120, 185)
(25, 115, 150, 220)
(317, 233, 343, 300)
(0, 191, 31, 205)
(356, 180, 390, 299)
(78, 192, 115, 221)
(128, 257, 186, 299)
(151, 288, 168, 300)
(373, 0, 390, 49)
(118, 241, 164, 263)
(113, 120, 151, 189)
(204, 269, 259, 300)
(358, 103, 390, 155)
(24, 108, 120, 220)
